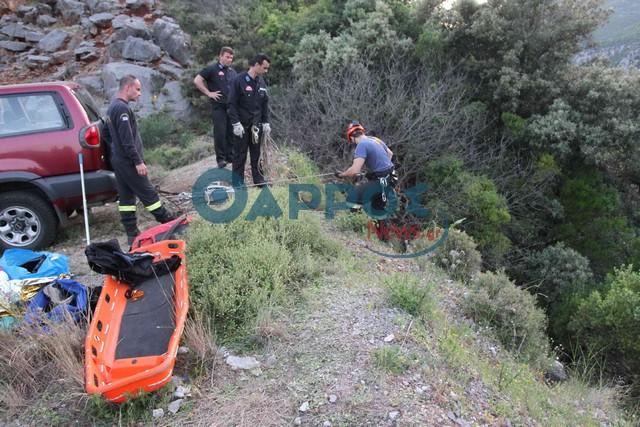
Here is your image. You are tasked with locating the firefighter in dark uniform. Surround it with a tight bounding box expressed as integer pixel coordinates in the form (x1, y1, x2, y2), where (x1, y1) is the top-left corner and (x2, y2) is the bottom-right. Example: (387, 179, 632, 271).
(227, 53, 271, 187)
(194, 46, 237, 168)
(106, 74, 175, 245)
(335, 121, 396, 213)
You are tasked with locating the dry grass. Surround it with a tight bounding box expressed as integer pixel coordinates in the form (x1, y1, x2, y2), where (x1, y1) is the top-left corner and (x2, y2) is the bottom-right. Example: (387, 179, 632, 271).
(183, 313, 218, 378)
(252, 306, 289, 347)
(0, 316, 85, 419)
(178, 389, 292, 427)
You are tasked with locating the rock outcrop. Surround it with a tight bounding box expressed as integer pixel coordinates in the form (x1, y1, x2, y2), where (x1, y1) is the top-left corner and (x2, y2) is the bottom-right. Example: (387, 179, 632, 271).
(574, 42, 640, 69)
(0, 0, 193, 120)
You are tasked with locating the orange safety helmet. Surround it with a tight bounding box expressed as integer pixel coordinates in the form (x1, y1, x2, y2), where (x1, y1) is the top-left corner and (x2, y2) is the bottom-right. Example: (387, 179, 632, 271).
(346, 121, 365, 142)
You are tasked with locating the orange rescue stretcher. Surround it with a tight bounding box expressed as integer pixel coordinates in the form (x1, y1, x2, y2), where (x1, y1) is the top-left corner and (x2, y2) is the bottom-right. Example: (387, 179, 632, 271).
(84, 240, 188, 403)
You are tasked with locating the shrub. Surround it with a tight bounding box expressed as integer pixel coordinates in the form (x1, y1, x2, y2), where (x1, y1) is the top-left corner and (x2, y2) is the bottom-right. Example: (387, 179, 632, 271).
(384, 273, 433, 316)
(87, 385, 174, 425)
(186, 214, 339, 340)
(524, 242, 594, 308)
(422, 156, 511, 266)
(568, 265, 640, 395)
(501, 111, 527, 137)
(286, 149, 320, 177)
(433, 229, 482, 283)
(335, 211, 370, 234)
(513, 243, 595, 348)
(555, 168, 640, 277)
(145, 140, 214, 170)
(464, 271, 550, 366)
(139, 112, 195, 149)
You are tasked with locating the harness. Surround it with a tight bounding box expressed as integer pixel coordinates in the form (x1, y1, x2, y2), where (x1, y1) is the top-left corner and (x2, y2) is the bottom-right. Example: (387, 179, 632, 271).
(365, 167, 397, 203)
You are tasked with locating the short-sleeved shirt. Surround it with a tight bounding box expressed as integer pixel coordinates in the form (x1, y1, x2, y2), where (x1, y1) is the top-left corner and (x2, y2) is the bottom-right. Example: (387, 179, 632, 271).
(227, 71, 269, 127)
(354, 137, 393, 173)
(198, 62, 237, 105)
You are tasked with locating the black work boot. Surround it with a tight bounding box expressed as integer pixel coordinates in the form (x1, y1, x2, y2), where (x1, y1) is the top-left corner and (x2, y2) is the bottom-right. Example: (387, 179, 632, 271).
(120, 212, 140, 246)
(150, 206, 176, 224)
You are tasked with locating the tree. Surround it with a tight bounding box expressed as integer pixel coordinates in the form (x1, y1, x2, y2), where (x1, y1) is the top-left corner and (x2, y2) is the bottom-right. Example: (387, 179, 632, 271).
(442, 0, 609, 117)
(553, 168, 640, 277)
(569, 265, 640, 397)
(528, 64, 640, 186)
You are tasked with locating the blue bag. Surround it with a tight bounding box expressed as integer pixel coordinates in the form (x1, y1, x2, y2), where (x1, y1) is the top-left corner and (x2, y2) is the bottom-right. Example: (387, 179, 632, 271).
(0, 249, 69, 280)
(25, 278, 88, 323)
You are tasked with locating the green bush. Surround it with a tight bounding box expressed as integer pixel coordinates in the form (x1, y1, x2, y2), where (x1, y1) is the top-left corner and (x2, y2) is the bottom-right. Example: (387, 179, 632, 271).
(384, 274, 433, 316)
(139, 112, 195, 149)
(335, 211, 370, 234)
(433, 229, 482, 283)
(145, 141, 214, 170)
(464, 271, 550, 366)
(87, 386, 174, 425)
(186, 215, 340, 340)
(524, 242, 594, 307)
(568, 265, 640, 394)
(501, 111, 527, 138)
(555, 168, 640, 277)
(422, 156, 511, 266)
(285, 149, 322, 184)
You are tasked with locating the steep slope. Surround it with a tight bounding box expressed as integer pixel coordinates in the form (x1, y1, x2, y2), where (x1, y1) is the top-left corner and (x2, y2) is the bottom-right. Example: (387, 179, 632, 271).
(594, 0, 640, 46)
(578, 0, 640, 67)
(166, 220, 624, 426)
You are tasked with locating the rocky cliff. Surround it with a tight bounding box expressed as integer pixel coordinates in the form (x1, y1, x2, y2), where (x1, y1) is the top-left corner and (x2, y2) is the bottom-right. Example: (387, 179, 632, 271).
(0, 0, 193, 120)
(574, 42, 640, 68)
(576, 0, 640, 68)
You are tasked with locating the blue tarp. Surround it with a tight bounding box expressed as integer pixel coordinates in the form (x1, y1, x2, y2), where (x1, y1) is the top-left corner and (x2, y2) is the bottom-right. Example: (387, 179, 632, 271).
(0, 249, 69, 280)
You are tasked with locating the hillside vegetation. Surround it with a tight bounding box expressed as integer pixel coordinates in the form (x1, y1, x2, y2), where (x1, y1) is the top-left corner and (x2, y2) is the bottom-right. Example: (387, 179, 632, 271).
(166, 0, 640, 409)
(594, 0, 640, 45)
(1, 0, 639, 423)
(0, 150, 632, 425)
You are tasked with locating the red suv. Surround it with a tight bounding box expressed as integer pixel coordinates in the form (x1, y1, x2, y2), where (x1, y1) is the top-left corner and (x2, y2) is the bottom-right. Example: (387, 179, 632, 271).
(0, 81, 117, 250)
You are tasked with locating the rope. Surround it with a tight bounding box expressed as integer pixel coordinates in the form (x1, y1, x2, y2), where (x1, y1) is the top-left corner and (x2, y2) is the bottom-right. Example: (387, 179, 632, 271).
(259, 132, 277, 179)
(156, 173, 337, 195)
(242, 172, 336, 188)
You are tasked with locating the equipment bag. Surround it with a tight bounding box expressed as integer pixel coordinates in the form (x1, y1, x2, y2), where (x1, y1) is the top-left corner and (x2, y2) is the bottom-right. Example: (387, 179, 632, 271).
(0, 249, 69, 280)
(25, 278, 88, 323)
(85, 240, 181, 286)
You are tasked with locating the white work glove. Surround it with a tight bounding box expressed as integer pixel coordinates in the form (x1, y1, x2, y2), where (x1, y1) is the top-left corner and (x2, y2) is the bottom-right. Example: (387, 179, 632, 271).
(262, 123, 271, 137)
(232, 122, 244, 137)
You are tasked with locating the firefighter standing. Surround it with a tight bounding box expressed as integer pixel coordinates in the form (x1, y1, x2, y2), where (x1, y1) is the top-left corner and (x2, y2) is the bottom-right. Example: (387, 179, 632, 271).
(194, 46, 237, 168)
(107, 74, 175, 245)
(227, 53, 271, 187)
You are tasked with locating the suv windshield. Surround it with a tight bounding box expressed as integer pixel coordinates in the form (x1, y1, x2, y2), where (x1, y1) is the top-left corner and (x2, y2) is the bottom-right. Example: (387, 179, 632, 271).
(72, 87, 101, 122)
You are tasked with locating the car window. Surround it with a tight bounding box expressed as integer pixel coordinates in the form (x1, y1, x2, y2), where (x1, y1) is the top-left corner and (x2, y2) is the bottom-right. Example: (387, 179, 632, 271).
(0, 93, 66, 137)
(72, 88, 101, 122)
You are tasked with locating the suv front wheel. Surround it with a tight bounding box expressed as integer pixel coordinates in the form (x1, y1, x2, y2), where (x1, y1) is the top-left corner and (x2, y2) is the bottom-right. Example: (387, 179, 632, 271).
(0, 191, 58, 250)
